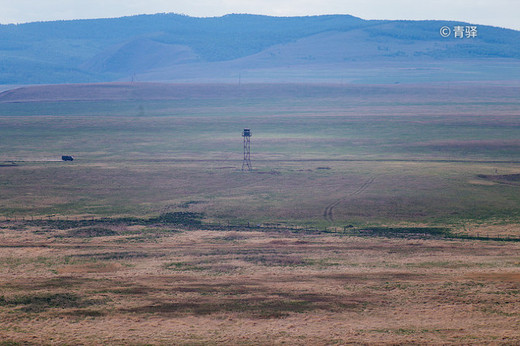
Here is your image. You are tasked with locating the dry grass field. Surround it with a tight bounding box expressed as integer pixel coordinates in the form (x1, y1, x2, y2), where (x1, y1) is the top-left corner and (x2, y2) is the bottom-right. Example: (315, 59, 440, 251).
(0, 83, 519, 344)
(0, 220, 519, 344)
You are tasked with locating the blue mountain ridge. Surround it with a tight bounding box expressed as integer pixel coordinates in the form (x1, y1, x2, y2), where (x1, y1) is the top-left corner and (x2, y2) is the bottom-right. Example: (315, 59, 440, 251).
(0, 13, 519, 84)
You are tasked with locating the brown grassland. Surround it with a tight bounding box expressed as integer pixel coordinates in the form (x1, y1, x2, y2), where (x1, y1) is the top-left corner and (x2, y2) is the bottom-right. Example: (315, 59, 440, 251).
(0, 83, 519, 344)
(0, 221, 519, 344)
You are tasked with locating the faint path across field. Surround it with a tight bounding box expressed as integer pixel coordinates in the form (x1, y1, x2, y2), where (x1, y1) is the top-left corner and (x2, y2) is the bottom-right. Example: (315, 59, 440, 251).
(323, 176, 376, 223)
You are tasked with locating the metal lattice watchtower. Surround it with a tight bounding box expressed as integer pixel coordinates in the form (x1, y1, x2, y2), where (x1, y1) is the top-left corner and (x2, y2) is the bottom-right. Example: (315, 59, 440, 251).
(242, 128, 252, 171)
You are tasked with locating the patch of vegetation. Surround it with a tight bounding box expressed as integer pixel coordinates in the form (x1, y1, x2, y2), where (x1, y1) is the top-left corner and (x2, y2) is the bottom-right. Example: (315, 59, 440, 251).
(153, 212, 203, 226)
(101, 286, 152, 295)
(305, 259, 341, 268)
(348, 226, 520, 242)
(355, 227, 452, 238)
(242, 255, 309, 267)
(369, 328, 429, 335)
(406, 261, 480, 269)
(0, 293, 93, 313)
(70, 251, 156, 261)
(28, 219, 100, 230)
(27, 217, 144, 230)
(65, 227, 118, 238)
(478, 174, 520, 185)
(178, 201, 203, 208)
(63, 309, 107, 317)
(32, 213, 203, 230)
(0, 341, 22, 346)
(5, 223, 27, 231)
(163, 261, 205, 271)
(479, 306, 520, 317)
(212, 233, 248, 242)
(116, 235, 161, 243)
(121, 292, 358, 319)
(207, 264, 239, 273)
(116, 227, 183, 243)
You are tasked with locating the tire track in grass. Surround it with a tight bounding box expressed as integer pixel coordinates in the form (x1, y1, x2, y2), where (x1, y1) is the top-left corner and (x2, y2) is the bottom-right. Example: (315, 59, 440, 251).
(323, 176, 376, 223)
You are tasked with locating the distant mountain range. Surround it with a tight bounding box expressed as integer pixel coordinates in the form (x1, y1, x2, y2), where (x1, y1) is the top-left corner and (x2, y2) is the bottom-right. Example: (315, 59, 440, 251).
(1, 13, 519, 85)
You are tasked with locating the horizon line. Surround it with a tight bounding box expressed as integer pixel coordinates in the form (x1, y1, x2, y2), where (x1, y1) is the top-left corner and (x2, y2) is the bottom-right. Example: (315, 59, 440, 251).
(0, 12, 518, 32)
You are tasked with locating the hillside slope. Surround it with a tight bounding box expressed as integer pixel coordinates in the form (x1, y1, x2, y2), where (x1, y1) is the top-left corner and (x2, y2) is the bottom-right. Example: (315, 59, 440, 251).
(1, 14, 519, 84)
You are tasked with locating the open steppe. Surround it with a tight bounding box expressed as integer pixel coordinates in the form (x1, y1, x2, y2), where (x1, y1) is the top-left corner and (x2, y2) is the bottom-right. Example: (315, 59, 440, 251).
(0, 82, 519, 343)
(1, 220, 520, 344)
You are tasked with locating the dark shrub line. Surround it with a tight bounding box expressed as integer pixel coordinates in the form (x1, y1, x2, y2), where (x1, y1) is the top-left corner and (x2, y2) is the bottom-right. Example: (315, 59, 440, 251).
(0, 212, 203, 230)
(0, 293, 92, 313)
(1, 214, 518, 242)
(348, 227, 520, 242)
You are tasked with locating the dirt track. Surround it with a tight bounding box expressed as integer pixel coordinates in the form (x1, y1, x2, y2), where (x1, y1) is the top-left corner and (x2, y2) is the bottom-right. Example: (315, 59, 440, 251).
(323, 176, 376, 222)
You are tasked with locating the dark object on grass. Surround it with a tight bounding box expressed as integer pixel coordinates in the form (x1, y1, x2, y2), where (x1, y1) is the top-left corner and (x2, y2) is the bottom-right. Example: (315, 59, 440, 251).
(62, 155, 74, 161)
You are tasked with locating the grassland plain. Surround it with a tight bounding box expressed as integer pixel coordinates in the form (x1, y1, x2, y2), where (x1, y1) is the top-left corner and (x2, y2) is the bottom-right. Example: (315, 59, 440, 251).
(0, 82, 519, 343)
(0, 83, 519, 229)
(0, 222, 520, 344)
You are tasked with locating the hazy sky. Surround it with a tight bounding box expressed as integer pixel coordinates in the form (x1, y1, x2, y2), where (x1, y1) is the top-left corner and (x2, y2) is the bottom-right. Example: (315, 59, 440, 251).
(1, 0, 519, 30)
